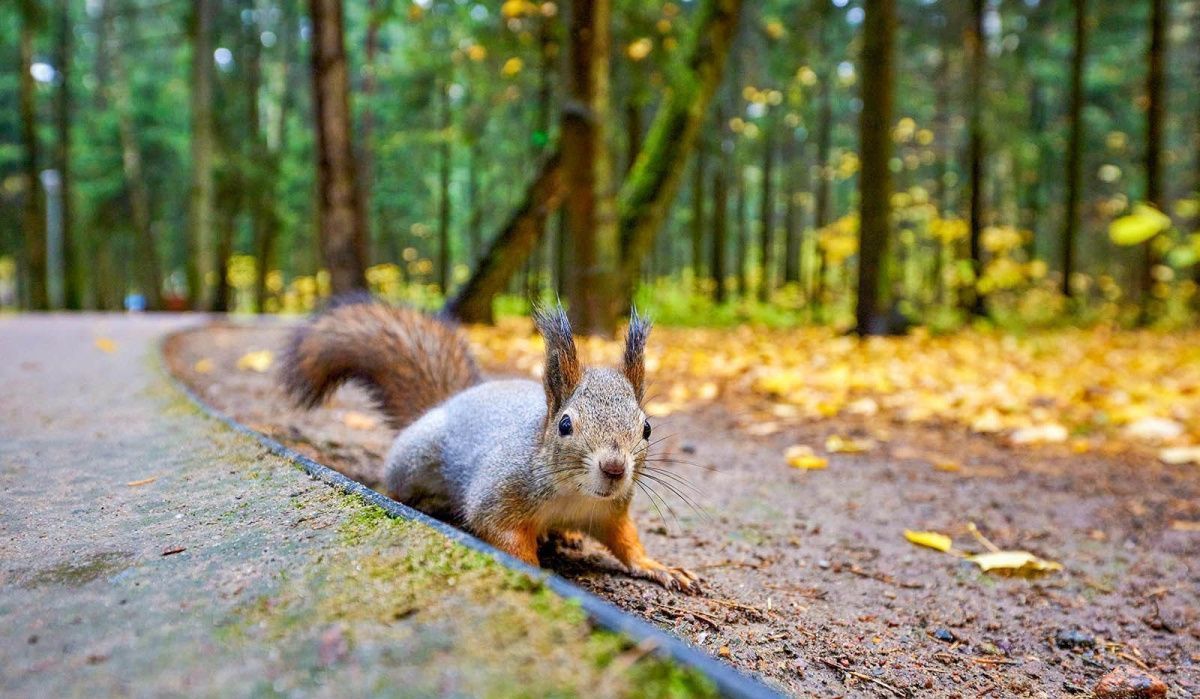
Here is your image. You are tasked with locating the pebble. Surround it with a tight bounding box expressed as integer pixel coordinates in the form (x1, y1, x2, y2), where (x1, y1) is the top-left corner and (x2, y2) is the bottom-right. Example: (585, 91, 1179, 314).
(932, 628, 957, 643)
(1093, 666, 1167, 699)
(1054, 628, 1096, 650)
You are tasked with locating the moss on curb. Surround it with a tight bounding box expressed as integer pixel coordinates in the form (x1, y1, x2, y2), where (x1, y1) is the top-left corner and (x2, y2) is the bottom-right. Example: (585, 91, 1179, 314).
(224, 490, 716, 697)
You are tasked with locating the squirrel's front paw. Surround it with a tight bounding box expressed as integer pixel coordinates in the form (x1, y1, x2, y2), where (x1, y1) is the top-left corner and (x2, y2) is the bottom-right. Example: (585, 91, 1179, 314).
(628, 556, 700, 593)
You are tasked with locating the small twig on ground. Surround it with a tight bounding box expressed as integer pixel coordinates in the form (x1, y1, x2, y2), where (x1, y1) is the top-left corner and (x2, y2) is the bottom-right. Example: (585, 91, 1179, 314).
(650, 602, 721, 631)
(706, 597, 770, 619)
(817, 658, 911, 698)
(126, 476, 158, 487)
(967, 522, 1001, 553)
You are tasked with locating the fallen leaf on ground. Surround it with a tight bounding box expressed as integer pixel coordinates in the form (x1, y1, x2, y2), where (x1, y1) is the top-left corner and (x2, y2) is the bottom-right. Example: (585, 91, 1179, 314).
(1170, 520, 1200, 532)
(193, 358, 215, 374)
(931, 457, 961, 472)
(1124, 417, 1184, 442)
(1010, 424, 1068, 445)
(967, 550, 1063, 575)
(94, 337, 117, 353)
(1158, 446, 1200, 465)
(785, 445, 828, 470)
(824, 434, 875, 453)
(342, 411, 379, 430)
(904, 530, 953, 552)
(237, 349, 274, 373)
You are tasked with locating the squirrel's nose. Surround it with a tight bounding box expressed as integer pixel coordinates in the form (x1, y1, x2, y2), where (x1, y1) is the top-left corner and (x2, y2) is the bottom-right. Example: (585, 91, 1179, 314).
(598, 457, 626, 479)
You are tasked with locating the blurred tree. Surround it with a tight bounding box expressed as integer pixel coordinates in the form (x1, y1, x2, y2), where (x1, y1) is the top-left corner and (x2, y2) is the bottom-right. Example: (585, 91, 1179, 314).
(856, 0, 896, 336)
(19, 0, 48, 310)
(561, 0, 618, 334)
(1061, 0, 1088, 299)
(616, 0, 743, 307)
(56, 0, 80, 309)
(108, 0, 162, 310)
(309, 0, 368, 294)
(186, 0, 215, 309)
(964, 0, 986, 317)
(757, 113, 775, 302)
(1141, 0, 1166, 320)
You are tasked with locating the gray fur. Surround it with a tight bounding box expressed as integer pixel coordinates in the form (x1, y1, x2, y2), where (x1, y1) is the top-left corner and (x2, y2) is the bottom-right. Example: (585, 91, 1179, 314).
(384, 368, 647, 538)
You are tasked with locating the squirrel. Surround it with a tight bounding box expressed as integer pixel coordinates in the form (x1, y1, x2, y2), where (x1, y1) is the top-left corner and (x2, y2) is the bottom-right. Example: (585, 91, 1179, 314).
(280, 297, 698, 592)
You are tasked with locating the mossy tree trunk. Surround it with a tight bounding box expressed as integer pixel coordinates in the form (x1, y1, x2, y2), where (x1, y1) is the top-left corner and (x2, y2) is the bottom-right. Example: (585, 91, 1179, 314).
(444, 153, 566, 324)
(615, 0, 743, 308)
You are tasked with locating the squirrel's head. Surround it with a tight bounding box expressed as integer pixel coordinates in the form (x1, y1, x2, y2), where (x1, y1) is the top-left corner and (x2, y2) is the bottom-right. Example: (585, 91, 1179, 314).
(533, 305, 651, 503)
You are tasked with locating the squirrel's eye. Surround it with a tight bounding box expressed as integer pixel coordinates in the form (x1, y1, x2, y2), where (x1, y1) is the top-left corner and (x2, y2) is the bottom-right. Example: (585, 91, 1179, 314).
(558, 414, 573, 436)
(642, 420, 652, 440)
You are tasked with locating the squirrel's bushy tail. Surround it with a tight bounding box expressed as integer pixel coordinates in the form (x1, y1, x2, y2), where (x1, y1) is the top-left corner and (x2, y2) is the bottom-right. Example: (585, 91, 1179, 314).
(280, 297, 481, 428)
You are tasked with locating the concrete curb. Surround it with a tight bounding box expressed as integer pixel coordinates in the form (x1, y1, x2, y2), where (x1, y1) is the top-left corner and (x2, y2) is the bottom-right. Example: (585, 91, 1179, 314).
(161, 329, 781, 699)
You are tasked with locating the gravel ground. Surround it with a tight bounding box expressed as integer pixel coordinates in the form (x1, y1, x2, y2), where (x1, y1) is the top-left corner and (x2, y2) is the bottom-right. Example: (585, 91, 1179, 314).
(165, 320, 1200, 698)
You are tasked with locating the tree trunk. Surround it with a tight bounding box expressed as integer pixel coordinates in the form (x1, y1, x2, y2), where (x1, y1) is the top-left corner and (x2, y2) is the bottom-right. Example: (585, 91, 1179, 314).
(254, 0, 295, 313)
(561, 0, 618, 335)
(782, 125, 800, 284)
(965, 0, 986, 316)
(444, 153, 566, 323)
(466, 140, 482, 264)
(855, 0, 896, 336)
(615, 0, 743, 305)
(735, 161, 748, 297)
(812, 69, 833, 314)
(57, 0, 81, 310)
(757, 117, 775, 303)
(710, 144, 728, 304)
(187, 0, 215, 309)
(20, 3, 48, 310)
(1061, 0, 1087, 299)
(690, 145, 706, 283)
(448, 0, 741, 324)
(1141, 0, 1166, 319)
(625, 100, 642, 176)
(360, 0, 380, 262)
(437, 80, 452, 294)
(109, 2, 162, 310)
(309, 0, 369, 295)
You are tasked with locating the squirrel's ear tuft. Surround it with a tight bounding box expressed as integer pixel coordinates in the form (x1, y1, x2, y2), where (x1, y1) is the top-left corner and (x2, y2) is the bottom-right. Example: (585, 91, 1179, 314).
(533, 303, 581, 414)
(622, 307, 651, 402)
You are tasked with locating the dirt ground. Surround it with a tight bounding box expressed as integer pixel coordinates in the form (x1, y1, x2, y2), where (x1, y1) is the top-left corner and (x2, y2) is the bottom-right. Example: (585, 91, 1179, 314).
(165, 321, 1200, 697)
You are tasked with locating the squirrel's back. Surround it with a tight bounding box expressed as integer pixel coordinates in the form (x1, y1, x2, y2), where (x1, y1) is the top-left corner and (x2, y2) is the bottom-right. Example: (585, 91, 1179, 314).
(280, 297, 481, 428)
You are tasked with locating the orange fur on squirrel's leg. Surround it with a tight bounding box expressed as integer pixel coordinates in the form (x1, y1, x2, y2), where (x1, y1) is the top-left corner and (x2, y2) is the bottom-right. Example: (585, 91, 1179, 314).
(597, 515, 699, 592)
(485, 526, 540, 567)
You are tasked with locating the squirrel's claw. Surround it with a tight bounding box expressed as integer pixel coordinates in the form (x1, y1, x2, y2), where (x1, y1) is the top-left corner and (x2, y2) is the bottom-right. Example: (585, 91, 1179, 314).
(628, 557, 701, 593)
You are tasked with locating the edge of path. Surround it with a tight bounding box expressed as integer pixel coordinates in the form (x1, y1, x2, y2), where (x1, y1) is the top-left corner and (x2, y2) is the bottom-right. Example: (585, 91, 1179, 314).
(160, 324, 780, 699)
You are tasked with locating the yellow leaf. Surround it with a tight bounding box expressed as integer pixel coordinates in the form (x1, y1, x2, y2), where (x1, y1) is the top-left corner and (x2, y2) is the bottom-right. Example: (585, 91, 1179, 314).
(824, 434, 875, 453)
(193, 358, 214, 374)
(1009, 424, 1068, 445)
(904, 529, 952, 552)
(94, 337, 117, 353)
(1159, 446, 1200, 465)
(237, 349, 274, 373)
(1109, 203, 1171, 246)
(342, 411, 379, 431)
(501, 57, 524, 77)
(932, 458, 961, 472)
(967, 551, 1063, 575)
(785, 445, 828, 470)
